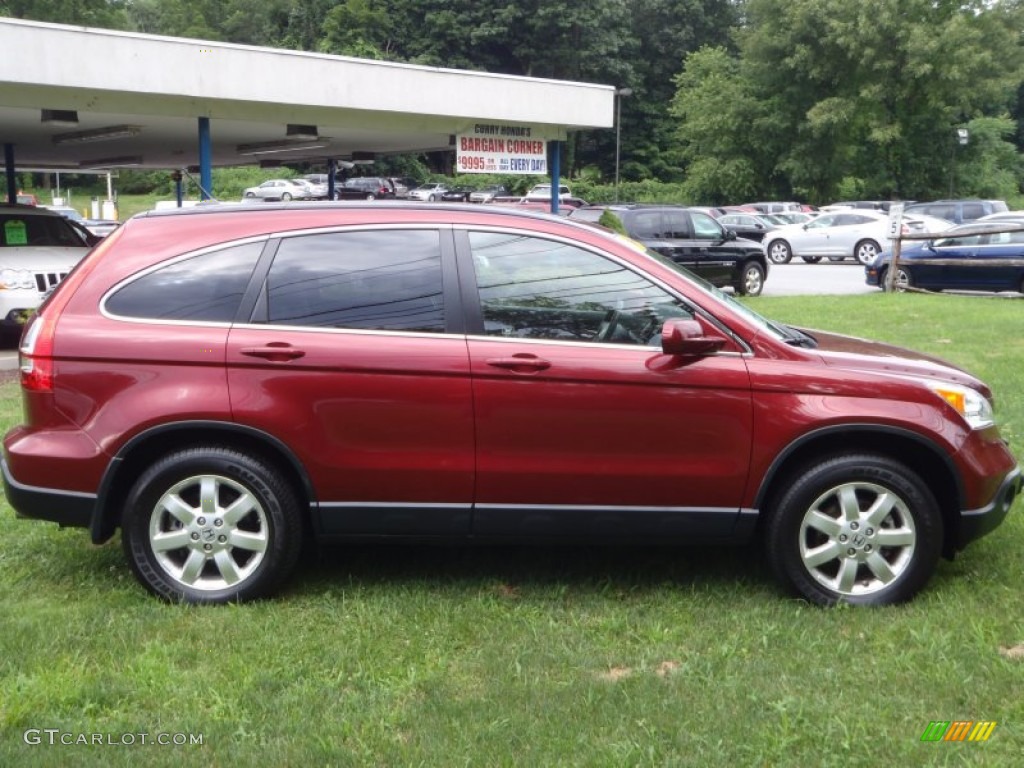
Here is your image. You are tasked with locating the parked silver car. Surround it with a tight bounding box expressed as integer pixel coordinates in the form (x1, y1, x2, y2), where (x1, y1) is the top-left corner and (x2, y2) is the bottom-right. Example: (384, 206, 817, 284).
(242, 179, 315, 202)
(407, 183, 449, 202)
(302, 175, 330, 199)
(469, 185, 509, 203)
(763, 210, 952, 265)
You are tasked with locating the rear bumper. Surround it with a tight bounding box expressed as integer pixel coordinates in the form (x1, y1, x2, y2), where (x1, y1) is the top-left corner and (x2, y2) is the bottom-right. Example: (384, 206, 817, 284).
(2, 458, 95, 528)
(957, 464, 1021, 549)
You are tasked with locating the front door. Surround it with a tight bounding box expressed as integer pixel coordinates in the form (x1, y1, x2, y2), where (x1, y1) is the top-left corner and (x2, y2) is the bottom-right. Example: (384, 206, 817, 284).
(459, 229, 754, 539)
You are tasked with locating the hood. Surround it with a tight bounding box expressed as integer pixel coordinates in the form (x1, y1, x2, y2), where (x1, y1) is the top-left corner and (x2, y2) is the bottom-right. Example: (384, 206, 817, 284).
(0, 246, 90, 272)
(802, 327, 991, 397)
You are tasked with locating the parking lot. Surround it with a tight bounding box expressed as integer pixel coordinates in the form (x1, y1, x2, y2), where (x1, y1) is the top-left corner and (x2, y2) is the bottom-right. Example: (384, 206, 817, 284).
(760, 261, 872, 296)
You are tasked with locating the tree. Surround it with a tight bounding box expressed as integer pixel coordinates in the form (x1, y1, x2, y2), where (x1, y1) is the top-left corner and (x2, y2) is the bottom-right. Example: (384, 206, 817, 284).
(671, 0, 1024, 202)
(670, 46, 769, 203)
(0, 0, 128, 27)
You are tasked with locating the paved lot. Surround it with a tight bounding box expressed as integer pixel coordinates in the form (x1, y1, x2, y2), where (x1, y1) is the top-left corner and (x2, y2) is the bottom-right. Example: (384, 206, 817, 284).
(762, 261, 874, 296)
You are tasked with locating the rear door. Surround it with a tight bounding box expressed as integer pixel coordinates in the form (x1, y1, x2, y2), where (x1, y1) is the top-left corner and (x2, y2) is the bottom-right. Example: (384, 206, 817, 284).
(227, 226, 475, 536)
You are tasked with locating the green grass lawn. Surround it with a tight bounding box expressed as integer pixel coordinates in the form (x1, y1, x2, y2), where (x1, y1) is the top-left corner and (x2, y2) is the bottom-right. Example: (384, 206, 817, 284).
(1, 293, 1021, 766)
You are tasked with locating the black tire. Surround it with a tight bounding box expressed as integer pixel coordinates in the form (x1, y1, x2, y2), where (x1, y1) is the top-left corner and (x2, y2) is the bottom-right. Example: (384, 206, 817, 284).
(121, 447, 303, 604)
(429, 194, 438, 202)
(855, 239, 881, 265)
(365, 193, 376, 200)
(881, 267, 912, 293)
(244, 192, 255, 198)
(766, 239, 792, 265)
(735, 261, 765, 297)
(281, 192, 292, 202)
(765, 453, 942, 606)
(801, 255, 823, 264)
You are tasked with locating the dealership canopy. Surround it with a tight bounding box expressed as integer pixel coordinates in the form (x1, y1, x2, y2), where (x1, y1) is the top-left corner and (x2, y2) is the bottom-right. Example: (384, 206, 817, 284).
(0, 17, 613, 193)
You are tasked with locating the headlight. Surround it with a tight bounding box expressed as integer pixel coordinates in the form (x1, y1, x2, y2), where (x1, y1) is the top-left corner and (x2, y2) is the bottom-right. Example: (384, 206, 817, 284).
(928, 382, 995, 430)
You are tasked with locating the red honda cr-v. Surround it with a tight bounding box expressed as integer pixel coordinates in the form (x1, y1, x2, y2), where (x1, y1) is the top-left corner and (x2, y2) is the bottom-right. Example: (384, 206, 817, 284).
(3, 203, 1020, 605)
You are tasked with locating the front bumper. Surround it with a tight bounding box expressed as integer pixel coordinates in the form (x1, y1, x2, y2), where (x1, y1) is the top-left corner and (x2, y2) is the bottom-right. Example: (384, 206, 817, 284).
(957, 464, 1021, 549)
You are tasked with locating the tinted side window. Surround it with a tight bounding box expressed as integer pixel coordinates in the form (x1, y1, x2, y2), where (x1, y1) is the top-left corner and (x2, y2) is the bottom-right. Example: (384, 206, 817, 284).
(664, 211, 692, 238)
(628, 211, 663, 239)
(961, 203, 985, 221)
(266, 229, 444, 332)
(469, 231, 692, 345)
(690, 212, 721, 239)
(106, 242, 262, 321)
(917, 204, 955, 220)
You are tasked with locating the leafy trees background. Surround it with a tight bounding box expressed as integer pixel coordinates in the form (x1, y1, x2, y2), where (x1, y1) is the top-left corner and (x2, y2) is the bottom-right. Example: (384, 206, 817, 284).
(2, 0, 1022, 204)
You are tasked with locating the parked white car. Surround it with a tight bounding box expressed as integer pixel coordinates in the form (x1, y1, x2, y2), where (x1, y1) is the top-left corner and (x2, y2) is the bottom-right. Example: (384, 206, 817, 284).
(524, 183, 571, 201)
(0, 204, 92, 338)
(242, 179, 315, 202)
(301, 175, 330, 199)
(763, 210, 953, 265)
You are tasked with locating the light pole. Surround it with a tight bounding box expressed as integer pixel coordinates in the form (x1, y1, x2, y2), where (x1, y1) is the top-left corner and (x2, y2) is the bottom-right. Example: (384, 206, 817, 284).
(614, 87, 633, 202)
(949, 127, 969, 198)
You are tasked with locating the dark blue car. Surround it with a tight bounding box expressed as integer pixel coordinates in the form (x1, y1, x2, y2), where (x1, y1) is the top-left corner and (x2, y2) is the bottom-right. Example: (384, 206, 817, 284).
(866, 221, 1024, 293)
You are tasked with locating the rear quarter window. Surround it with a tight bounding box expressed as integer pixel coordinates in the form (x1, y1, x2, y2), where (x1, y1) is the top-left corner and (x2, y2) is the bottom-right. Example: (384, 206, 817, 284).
(104, 242, 263, 322)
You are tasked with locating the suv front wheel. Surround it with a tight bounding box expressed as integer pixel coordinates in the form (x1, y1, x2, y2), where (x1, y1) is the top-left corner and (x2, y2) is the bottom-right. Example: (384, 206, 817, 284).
(766, 239, 793, 265)
(765, 454, 942, 606)
(122, 447, 303, 604)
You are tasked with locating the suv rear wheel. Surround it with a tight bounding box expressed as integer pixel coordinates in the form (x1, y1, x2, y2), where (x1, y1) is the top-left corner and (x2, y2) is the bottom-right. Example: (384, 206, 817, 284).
(765, 454, 942, 606)
(121, 447, 303, 603)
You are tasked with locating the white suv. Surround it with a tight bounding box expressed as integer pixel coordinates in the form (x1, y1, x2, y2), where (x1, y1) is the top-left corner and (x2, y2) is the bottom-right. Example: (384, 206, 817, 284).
(0, 205, 92, 339)
(525, 183, 571, 201)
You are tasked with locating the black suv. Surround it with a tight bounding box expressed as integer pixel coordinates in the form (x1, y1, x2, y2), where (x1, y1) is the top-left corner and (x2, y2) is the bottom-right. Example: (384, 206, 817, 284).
(570, 205, 768, 296)
(334, 177, 395, 200)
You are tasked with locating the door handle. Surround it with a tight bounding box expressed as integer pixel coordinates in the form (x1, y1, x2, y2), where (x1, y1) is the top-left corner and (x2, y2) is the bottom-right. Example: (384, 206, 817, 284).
(485, 354, 551, 373)
(240, 343, 306, 361)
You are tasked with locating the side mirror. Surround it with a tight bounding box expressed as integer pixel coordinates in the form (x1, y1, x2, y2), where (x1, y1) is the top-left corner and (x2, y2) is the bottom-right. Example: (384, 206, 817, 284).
(722, 228, 737, 242)
(661, 318, 727, 356)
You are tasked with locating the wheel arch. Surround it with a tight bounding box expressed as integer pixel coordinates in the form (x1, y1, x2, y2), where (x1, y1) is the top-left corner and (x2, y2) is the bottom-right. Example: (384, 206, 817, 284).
(753, 425, 962, 558)
(91, 421, 315, 545)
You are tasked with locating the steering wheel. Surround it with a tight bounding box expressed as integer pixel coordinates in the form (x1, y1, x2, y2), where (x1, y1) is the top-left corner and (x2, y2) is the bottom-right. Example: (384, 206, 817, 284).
(595, 309, 621, 342)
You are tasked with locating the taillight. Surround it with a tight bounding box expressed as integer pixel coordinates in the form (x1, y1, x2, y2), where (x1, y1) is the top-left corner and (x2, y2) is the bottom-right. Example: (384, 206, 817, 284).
(19, 313, 55, 391)
(19, 224, 125, 393)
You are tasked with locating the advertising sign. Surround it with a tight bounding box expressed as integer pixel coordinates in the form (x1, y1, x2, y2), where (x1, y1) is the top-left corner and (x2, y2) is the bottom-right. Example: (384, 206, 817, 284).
(456, 124, 547, 174)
